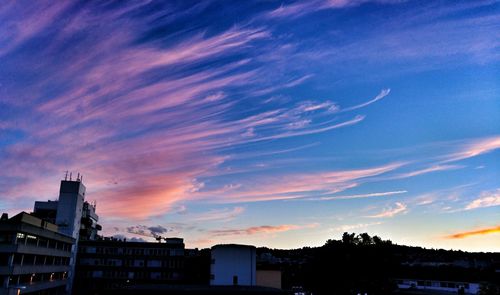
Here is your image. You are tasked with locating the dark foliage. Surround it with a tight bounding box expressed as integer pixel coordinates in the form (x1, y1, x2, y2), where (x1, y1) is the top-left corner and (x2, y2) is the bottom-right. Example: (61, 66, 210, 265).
(257, 232, 500, 295)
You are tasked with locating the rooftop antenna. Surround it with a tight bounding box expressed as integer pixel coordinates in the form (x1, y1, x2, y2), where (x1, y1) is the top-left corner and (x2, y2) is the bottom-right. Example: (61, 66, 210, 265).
(69, 172, 72, 181)
(64, 171, 68, 181)
(77, 172, 80, 182)
(81, 174, 84, 183)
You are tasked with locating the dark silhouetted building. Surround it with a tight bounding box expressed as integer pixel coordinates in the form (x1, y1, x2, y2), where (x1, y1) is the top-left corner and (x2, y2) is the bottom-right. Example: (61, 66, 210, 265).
(73, 237, 187, 294)
(32, 177, 101, 294)
(0, 212, 74, 295)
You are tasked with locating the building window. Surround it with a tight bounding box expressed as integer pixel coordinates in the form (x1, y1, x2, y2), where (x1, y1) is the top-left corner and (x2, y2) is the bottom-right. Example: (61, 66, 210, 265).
(0, 233, 13, 244)
(233, 275, 238, 285)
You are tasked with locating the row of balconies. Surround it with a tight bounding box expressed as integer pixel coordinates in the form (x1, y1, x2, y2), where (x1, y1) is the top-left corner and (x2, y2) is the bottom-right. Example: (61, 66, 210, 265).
(0, 264, 70, 275)
(0, 244, 72, 258)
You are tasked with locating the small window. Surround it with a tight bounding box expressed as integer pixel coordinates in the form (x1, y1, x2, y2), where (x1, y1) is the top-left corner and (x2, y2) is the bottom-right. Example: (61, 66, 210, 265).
(210, 274, 214, 280)
(233, 275, 238, 285)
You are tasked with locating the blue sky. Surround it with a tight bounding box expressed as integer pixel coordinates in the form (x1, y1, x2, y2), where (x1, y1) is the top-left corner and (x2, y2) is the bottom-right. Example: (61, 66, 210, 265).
(0, 0, 499, 251)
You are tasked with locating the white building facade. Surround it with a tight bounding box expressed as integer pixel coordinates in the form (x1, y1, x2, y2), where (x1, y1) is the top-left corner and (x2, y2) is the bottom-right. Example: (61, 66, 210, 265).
(210, 244, 256, 286)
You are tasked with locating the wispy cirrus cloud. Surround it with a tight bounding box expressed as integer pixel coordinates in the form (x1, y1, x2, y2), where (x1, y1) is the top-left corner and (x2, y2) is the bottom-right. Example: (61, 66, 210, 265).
(444, 225, 500, 239)
(210, 223, 319, 237)
(198, 162, 404, 203)
(332, 221, 383, 232)
(341, 89, 391, 112)
(267, 0, 402, 19)
(394, 164, 463, 179)
(465, 189, 500, 210)
(193, 207, 245, 222)
(443, 136, 500, 163)
(365, 202, 408, 218)
(0, 1, 72, 57)
(0, 1, 386, 220)
(310, 190, 407, 201)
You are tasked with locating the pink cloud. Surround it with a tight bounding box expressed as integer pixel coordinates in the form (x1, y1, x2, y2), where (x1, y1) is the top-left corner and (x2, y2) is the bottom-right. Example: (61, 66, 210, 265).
(365, 202, 408, 218)
(0, 2, 71, 57)
(394, 164, 463, 179)
(193, 207, 245, 222)
(267, 0, 401, 19)
(210, 223, 318, 236)
(197, 162, 403, 203)
(313, 190, 407, 201)
(0, 2, 398, 225)
(444, 136, 500, 163)
(465, 189, 500, 210)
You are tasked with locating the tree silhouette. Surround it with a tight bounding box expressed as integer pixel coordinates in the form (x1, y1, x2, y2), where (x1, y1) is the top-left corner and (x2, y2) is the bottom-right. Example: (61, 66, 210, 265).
(342, 232, 357, 245)
(359, 232, 373, 245)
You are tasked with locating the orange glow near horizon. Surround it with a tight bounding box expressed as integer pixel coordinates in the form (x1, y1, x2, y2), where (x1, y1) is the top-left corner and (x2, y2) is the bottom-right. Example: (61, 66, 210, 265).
(444, 225, 500, 239)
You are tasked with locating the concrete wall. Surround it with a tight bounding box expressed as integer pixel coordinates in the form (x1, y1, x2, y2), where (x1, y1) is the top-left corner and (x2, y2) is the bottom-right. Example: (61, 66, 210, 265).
(56, 181, 85, 239)
(210, 245, 256, 286)
(55, 180, 85, 294)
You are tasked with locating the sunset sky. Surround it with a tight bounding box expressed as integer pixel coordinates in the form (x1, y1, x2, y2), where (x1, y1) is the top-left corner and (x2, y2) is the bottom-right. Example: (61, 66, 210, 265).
(0, 0, 499, 251)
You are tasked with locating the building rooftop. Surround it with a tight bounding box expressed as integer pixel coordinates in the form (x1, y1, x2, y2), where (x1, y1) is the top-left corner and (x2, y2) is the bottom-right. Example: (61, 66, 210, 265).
(0, 211, 75, 243)
(212, 244, 256, 250)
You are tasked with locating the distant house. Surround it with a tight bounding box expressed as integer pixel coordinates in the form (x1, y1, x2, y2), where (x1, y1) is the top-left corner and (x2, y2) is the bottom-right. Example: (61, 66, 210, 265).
(396, 278, 480, 294)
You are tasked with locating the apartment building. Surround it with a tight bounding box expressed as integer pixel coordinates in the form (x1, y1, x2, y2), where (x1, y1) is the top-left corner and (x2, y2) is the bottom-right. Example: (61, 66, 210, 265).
(0, 212, 75, 295)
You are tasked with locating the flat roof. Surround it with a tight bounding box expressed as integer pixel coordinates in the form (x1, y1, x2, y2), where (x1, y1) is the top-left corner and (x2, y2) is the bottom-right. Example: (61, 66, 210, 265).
(212, 244, 256, 250)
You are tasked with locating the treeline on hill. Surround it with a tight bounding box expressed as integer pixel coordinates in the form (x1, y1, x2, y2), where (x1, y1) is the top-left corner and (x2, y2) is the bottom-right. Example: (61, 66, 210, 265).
(256, 232, 500, 295)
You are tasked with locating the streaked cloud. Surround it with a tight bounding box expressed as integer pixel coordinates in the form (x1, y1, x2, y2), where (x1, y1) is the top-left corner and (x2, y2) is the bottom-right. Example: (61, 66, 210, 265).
(443, 136, 500, 163)
(332, 222, 383, 232)
(267, 0, 402, 19)
(394, 164, 463, 179)
(199, 162, 404, 203)
(0, 1, 387, 219)
(341, 89, 391, 112)
(210, 223, 318, 236)
(193, 207, 245, 222)
(365, 202, 408, 218)
(444, 225, 500, 239)
(465, 189, 500, 210)
(310, 190, 407, 201)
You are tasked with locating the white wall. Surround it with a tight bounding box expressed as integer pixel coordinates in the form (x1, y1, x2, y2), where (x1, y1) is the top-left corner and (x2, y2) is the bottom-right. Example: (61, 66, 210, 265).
(210, 245, 256, 286)
(55, 180, 85, 294)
